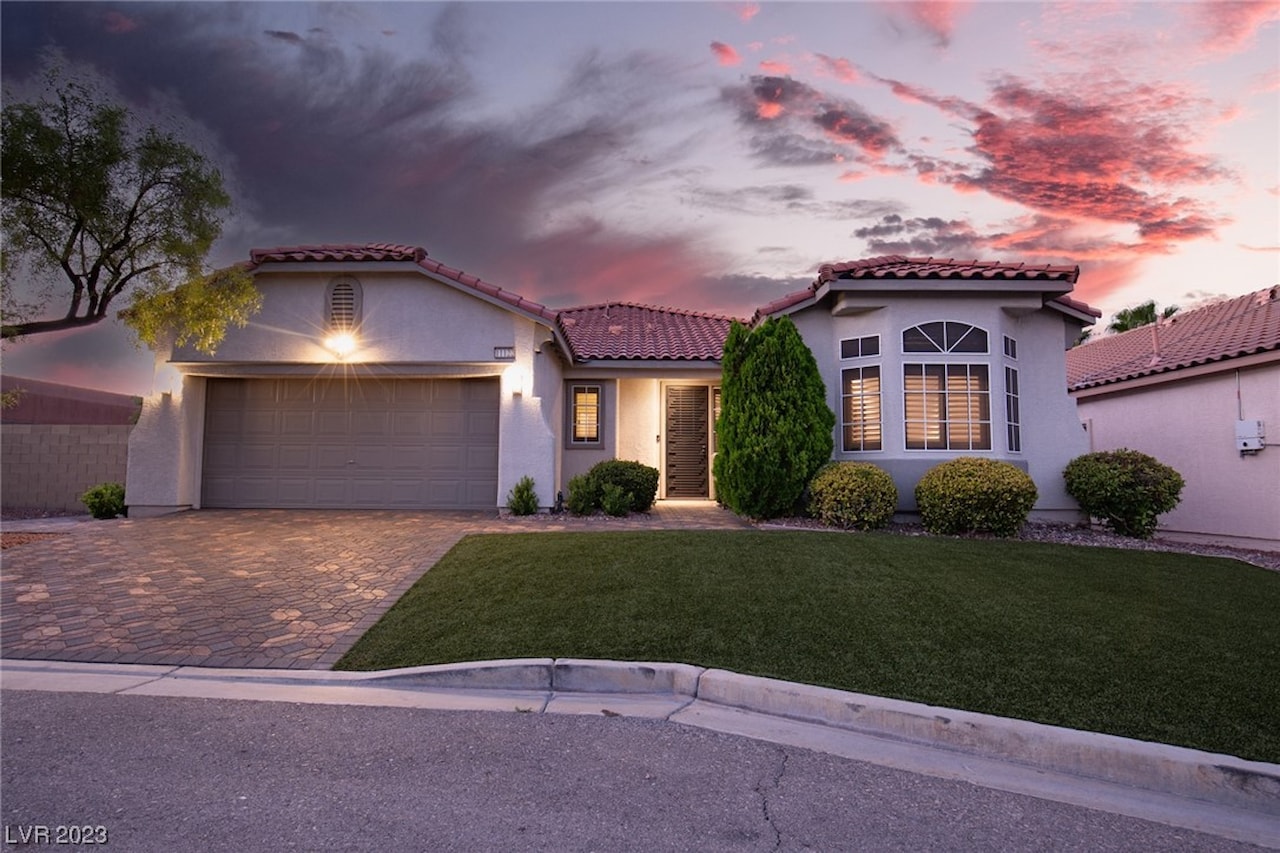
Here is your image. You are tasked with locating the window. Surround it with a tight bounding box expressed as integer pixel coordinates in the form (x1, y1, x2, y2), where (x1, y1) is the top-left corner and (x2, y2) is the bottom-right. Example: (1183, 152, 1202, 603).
(326, 277, 362, 330)
(841, 366, 882, 451)
(840, 335, 880, 360)
(903, 364, 990, 450)
(570, 385, 601, 444)
(1003, 335, 1018, 360)
(903, 322, 988, 354)
(1005, 366, 1021, 452)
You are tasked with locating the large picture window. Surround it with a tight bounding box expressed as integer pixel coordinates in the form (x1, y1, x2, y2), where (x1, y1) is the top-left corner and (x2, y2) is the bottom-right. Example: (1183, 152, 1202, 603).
(841, 366, 882, 451)
(903, 364, 991, 450)
(570, 385, 601, 444)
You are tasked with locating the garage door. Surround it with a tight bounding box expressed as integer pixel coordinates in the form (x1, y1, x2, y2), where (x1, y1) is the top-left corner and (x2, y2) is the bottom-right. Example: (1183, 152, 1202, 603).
(202, 377, 499, 509)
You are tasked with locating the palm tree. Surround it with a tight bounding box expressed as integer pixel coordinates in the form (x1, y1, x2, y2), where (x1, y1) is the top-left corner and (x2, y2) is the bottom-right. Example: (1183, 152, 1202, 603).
(1107, 300, 1179, 334)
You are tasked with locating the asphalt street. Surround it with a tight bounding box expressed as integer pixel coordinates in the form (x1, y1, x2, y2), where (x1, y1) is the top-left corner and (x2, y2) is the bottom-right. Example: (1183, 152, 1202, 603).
(1, 690, 1262, 852)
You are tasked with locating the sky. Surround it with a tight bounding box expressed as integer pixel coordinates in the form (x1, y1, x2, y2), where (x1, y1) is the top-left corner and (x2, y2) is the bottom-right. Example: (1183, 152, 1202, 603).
(2, 0, 1278, 396)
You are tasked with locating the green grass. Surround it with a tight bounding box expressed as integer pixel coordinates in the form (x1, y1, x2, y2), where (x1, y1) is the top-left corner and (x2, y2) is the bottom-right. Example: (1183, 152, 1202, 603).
(336, 530, 1280, 763)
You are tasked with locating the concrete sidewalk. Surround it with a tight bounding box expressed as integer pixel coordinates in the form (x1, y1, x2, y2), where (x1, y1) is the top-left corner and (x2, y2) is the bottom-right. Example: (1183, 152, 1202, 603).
(4, 657, 1277, 848)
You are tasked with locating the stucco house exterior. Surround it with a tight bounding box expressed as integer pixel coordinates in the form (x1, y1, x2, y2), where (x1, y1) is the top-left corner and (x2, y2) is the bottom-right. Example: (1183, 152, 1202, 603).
(1068, 287, 1280, 550)
(126, 244, 1098, 520)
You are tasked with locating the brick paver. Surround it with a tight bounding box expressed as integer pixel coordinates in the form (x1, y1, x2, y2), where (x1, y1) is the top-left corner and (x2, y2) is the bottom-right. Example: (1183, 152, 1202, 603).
(1, 503, 748, 670)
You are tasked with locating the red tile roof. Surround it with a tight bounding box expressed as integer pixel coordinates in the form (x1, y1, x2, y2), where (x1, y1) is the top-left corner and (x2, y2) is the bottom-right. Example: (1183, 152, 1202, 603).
(754, 255, 1095, 323)
(817, 255, 1080, 284)
(1067, 287, 1280, 390)
(558, 302, 738, 361)
(249, 243, 559, 324)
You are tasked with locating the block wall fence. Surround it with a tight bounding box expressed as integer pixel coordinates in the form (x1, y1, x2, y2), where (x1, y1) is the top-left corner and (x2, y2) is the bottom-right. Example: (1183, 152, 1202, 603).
(2, 425, 132, 512)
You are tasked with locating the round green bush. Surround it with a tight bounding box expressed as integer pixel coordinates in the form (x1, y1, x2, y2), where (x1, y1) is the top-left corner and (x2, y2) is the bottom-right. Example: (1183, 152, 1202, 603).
(1063, 449, 1184, 539)
(808, 462, 898, 530)
(587, 460, 659, 512)
(81, 482, 126, 519)
(914, 457, 1037, 537)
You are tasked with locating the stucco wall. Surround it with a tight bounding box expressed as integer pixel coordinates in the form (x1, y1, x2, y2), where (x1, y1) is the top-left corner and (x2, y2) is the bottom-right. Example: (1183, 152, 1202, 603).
(2, 424, 131, 511)
(792, 293, 1088, 519)
(1074, 362, 1280, 549)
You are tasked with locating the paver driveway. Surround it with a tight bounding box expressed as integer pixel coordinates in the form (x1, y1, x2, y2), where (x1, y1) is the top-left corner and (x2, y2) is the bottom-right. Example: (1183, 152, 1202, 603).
(1, 504, 748, 670)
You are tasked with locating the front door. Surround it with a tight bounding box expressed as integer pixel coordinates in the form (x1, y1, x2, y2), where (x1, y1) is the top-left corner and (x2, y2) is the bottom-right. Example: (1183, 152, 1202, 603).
(665, 385, 710, 498)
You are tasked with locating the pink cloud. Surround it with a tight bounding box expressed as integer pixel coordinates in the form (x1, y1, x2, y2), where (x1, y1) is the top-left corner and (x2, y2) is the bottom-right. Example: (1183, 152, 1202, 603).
(102, 10, 139, 34)
(759, 59, 792, 75)
(710, 41, 742, 66)
(736, 3, 761, 23)
(1184, 1, 1280, 55)
(882, 0, 972, 48)
(814, 54, 860, 85)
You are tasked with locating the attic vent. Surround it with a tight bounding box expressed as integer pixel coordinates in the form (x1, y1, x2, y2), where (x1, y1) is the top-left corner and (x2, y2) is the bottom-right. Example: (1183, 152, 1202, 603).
(326, 277, 362, 331)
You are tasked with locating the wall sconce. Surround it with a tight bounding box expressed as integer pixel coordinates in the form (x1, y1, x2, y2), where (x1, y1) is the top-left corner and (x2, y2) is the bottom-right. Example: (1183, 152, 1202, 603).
(324, 332, 358, 360)
(505, 364, 528, 398)
(155, 364, 183, 397)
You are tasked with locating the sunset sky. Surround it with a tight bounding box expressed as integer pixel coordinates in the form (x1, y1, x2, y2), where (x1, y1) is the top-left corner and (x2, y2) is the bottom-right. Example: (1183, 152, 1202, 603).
(3, 1, 1278, 395)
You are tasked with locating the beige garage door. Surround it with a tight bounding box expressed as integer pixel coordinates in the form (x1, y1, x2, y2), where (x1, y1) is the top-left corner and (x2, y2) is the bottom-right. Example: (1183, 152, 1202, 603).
(202, 377, 499, 509)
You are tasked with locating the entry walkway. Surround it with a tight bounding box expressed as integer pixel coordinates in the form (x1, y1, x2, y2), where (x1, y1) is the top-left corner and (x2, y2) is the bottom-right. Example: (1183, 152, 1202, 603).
(1, 503, 746, 670)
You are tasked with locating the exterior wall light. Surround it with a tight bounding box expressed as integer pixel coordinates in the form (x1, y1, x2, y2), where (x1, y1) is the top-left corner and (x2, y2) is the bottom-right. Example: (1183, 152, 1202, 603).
(505, 363, 528, 398)
(324, 332, 358, 359)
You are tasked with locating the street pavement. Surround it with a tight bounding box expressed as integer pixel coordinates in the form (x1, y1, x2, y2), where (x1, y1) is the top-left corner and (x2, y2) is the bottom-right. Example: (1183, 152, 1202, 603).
(1, 689, 1264, 853)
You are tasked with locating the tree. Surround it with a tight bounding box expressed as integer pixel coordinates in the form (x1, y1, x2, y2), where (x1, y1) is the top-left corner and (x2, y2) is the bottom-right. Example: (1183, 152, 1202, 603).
(2, 75, 258, 351)
(713, 316, 835, 519)
(1106, 300, 1178, 334)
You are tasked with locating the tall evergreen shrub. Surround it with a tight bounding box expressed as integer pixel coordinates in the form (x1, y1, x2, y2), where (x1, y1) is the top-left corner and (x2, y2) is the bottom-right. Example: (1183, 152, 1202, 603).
(713, 317, 835, 519)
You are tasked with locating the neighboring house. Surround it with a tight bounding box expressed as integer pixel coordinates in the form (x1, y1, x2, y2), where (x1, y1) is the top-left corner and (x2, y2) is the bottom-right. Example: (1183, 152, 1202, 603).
(1, 375, 141, 512)
(126, 244, 1098, 521)
(1068, 287, 1280, 550)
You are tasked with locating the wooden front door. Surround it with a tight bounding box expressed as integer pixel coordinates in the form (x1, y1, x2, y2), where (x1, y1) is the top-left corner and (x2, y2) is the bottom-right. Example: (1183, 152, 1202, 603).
(665, 385, 710, 498)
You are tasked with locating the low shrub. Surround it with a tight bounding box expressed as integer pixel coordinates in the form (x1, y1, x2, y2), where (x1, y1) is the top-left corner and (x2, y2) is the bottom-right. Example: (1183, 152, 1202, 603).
(915, 458, 1037, 537)
(808, 462, 898, 530)
(600, 482, 632, 517)
(566, 474, 600, 516)
(1063, 449, 1185, 539)
(506, 475, 539, 516)
(81, 482, 126, 520)
(588, 460, 659, 512)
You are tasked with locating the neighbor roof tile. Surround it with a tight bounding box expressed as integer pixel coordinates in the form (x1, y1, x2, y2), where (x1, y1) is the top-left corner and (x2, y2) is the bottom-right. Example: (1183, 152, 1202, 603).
(1067, 286, 1280, 390)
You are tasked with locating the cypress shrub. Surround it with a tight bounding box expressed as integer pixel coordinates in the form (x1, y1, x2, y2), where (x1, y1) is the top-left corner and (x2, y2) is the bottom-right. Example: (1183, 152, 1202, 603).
(714, 317, 835, 519)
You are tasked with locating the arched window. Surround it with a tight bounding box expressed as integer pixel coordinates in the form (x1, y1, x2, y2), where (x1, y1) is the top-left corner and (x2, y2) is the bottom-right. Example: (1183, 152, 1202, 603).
(326, 277, 362, 331)
(902, 321, 991, 450)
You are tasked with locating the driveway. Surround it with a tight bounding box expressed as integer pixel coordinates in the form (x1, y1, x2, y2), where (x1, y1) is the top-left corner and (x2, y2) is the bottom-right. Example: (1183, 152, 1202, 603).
(1, 504, 747, 670)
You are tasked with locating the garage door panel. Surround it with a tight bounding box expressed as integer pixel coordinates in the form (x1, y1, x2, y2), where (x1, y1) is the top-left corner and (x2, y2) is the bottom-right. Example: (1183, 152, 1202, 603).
(203, 378, 498, 509)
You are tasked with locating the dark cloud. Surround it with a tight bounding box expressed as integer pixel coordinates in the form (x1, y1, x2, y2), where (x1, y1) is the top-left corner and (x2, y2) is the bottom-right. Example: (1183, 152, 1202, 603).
(853, 214, 983, 256)
(721, 75, 901, 166)
(263, 30, 303, 44)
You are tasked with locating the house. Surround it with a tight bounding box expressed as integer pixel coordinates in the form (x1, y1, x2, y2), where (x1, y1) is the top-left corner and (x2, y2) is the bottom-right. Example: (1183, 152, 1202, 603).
(1068, 288, 1280, 550)
(126, 244, 1098, 521)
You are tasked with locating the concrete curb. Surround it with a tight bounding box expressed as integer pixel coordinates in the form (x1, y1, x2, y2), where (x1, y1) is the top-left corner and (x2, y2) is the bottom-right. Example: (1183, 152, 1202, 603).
(3, 657, 1277, 826)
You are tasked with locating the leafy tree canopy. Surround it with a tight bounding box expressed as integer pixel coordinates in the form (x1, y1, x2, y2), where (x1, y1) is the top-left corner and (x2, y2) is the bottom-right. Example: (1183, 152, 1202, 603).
(713, 316, 835, 519)
(2, 72, 259, 352)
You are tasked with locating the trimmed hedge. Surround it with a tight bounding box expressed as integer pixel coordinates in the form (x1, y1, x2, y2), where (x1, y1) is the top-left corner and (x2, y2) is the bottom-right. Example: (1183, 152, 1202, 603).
(1063, 449, 1184, 539)
(808, 462, 898, 530)
(589, 460, 659, 512)
(915, 458, 1037, 537)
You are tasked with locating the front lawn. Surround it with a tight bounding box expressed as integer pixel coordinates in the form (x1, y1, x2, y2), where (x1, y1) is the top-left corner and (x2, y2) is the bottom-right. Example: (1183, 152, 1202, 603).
(336, 530, 1280, 763)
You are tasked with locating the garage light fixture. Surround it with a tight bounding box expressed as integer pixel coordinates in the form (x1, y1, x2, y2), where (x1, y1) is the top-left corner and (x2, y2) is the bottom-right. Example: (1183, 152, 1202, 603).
(324, 332, 358, 359)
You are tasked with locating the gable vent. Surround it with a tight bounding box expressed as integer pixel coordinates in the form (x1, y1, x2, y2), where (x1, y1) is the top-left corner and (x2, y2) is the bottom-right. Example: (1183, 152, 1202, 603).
(329, 280, 357, 330)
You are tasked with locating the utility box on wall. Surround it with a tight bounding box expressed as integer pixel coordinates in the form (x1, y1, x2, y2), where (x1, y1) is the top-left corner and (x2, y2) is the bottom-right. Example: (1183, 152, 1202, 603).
(1235, 419, 1266, 452)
